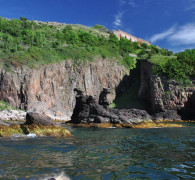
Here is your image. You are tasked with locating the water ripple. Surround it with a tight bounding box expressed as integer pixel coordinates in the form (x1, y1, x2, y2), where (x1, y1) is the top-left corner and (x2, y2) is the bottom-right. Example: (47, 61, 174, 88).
(0, 124, 194, 179)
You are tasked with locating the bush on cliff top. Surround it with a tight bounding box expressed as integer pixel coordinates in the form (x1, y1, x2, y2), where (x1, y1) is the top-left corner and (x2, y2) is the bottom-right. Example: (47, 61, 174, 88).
(0, 17, 165, 70)
(152, 49, 195, 86)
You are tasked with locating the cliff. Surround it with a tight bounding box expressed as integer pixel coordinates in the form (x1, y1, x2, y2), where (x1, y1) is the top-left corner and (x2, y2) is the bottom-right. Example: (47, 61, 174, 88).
(0, 58, 130, 120)
(139, 61, 195, 120)
(1, 58, 194, 121)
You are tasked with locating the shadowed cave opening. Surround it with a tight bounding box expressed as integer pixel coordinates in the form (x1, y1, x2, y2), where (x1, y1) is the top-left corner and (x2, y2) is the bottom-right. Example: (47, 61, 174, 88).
(111, 61, 150, 111)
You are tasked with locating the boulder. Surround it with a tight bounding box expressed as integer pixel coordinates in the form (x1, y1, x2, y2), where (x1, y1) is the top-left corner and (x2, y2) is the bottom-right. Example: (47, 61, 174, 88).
(153, 110, 181, 121)
(25, 112, 56, 126)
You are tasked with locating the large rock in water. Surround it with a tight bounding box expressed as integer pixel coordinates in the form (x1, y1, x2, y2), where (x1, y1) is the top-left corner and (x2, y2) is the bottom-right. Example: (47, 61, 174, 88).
(70, 88, 151, 124)
(25, 112, 56, 126)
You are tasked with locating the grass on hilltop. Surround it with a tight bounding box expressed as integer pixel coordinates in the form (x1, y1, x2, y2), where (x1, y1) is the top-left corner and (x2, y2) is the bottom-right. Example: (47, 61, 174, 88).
(0, 17, 194, 86)
(149, 54, 177, 65)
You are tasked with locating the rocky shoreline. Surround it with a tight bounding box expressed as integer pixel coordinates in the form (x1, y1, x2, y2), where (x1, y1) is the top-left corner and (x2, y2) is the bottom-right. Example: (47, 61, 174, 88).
(1, 87, 193, 131)
(0, 60, 194, 123)
(0, 112, 71, 137)
(65, 88, 188, 128)
(0, 109, 26, 121)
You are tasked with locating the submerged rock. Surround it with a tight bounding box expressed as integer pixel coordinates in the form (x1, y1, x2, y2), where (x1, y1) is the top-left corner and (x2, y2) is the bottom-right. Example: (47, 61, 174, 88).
(0, 124, 71, 137)
(69, 88, 151, 125)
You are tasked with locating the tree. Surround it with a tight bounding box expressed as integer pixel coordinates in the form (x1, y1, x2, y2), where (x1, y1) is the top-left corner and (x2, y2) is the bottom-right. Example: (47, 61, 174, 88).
(22, 29, 35, 45)
(109, 33, 119, 45)
(93, 24, 107, 31)
(79, 32, 97, 45)
(119, 37, 134, 54)
(20, 17, 27, 21)
(124, 55, 136, 69)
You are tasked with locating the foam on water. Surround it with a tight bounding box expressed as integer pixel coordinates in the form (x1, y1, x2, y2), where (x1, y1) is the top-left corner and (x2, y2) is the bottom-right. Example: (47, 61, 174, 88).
(43, 172, 70, 180)
(27, 133, 37, 138)
(164, 167, 187, 173)
(11, 133, 37, 139)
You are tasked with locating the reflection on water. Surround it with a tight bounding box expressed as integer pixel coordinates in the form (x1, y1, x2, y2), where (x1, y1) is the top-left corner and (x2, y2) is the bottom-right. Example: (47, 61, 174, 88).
(0, 123, 194, 180)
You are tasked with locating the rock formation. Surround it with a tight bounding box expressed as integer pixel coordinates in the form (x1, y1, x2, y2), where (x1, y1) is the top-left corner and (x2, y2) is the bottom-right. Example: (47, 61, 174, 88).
(139, 61, 195, 120)
(25, 112, 56, 126)
(0, 110, 26, 121)
(98, 88, 111, 107)
(69, 88, 151, 125)
(0, 58, 194, 121)
(0, 59, 130, 120)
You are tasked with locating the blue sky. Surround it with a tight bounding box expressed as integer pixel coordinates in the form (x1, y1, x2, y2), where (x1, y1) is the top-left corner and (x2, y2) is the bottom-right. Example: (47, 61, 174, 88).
(0, 0, 195, 52)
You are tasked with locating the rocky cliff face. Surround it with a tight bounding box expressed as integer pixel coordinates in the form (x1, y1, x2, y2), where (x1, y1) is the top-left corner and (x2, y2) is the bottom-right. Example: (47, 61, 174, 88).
(0, 58, 130, 120)
(139, 61, 195, 119)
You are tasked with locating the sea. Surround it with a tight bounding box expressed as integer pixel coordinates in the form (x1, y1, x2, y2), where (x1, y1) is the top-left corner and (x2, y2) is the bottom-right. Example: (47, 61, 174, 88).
(0, 122, 194, 180)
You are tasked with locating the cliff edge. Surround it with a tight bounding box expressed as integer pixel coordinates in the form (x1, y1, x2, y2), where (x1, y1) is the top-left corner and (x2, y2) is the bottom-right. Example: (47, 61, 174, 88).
(0, 58, 130, 120)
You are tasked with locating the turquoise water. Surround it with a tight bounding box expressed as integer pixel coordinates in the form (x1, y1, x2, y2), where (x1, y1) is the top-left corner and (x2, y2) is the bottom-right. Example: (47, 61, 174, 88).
(0, 123, 195, 180)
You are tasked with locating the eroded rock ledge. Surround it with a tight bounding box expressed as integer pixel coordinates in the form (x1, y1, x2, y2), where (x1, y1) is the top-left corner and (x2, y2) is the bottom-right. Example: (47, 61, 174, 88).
(68, 88, 152, 125)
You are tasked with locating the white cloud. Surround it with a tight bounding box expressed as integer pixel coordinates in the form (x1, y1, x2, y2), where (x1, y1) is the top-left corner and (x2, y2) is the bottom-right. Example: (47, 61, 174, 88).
(185, 0, 195, 10)
(113, 0, 137, 28)
(149, 26, 175, 43)
(149, 23, 195, 46)
(119, 0, 126, 5)
(169, 23, 195, 45)
(113, 11, 124, 27)
(128, 0, 137, 7)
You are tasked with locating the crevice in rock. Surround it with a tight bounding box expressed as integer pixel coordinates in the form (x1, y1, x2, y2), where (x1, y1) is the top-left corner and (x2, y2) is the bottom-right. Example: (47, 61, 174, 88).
(112, 61, 149, 111)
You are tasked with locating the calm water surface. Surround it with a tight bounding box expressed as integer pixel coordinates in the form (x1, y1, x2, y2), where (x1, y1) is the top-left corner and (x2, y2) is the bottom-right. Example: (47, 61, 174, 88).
(0, 123, 194, 180)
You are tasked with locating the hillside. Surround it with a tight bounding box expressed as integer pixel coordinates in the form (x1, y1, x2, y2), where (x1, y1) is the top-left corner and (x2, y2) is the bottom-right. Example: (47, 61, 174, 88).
(0, 17, 169, 67)
(0, 16, 194, 87)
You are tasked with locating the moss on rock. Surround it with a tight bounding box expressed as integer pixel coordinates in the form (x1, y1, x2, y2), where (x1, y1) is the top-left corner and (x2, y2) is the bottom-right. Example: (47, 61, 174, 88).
(67, 122, 183, 128)
(0, 124, 71, 137)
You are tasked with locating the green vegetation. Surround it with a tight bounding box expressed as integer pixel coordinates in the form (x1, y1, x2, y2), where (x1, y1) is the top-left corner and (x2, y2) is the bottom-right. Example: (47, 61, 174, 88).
(149, 54, 177, 66)
(0, 17, 121, 68)
(93, 24, 107, 31)
(110, 89, 147, 109)
(0, 101, 16, 111)
(152, 49, 195, 86)
(0, 16, 163, 70)
(0, 17, 194, 86)
(110, 62, 149, 109)
(110, 80, 147, 109)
